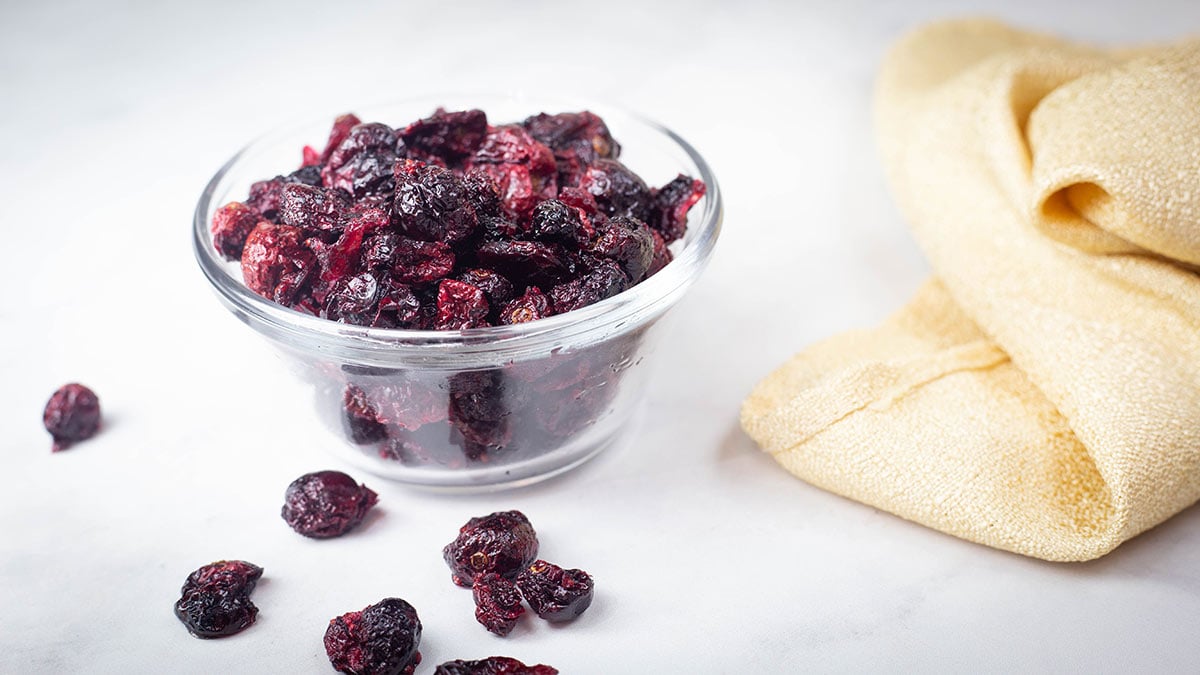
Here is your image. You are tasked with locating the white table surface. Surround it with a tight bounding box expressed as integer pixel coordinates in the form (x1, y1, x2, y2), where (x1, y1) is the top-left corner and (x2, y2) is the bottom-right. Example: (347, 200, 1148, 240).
(4, 1, 1200, 672)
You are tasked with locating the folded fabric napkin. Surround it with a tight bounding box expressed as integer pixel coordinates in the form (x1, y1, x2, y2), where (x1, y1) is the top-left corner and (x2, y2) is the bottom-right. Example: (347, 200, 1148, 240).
(741, 20, 1200, 561)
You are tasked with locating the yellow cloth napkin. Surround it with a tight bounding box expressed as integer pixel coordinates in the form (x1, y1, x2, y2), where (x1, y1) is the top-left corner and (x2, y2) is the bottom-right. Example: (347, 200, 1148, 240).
(741, 20, 1200, 562)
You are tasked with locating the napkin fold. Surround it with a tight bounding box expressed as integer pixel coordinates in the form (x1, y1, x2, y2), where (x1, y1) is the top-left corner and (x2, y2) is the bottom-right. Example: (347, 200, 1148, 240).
(741, 20, 1200, 561)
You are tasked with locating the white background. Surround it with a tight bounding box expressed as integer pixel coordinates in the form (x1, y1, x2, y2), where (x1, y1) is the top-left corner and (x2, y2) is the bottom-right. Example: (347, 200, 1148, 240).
(4, 1, 1200, 672)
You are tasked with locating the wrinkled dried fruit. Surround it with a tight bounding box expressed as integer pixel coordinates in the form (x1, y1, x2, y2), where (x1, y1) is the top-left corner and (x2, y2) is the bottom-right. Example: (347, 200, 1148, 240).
(174, 560, 263, 639)
(43, 383, 101, 452)
(498, 287, 552, 325)
(391, 237, 455, 285)
(515, 560, 594, 623)
(434, 657, 558, 675)
(281, 470, 378, 538)
(394, 160, 478, 244)
(456, 268, 515, 312)
(344, 384, 388, 444)
(241, 221, 317, 305)
(475, 240, 576, 287)
(579, 158, 651, 221)
(590, 216, 655, 283)
(472, 573, 525, 636)
(211, 202, 261, 260)
(323, 123, 401, 199)
(400, 108, 488, 164)
(650, 174, 707, 243)
(325, 598, 422, 675)
(528, 199, 589, 248)
(443, 510, 539, 587)
(547, 259, 628, 314)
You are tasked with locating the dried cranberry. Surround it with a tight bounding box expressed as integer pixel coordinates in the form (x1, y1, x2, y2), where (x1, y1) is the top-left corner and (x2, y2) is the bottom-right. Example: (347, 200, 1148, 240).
(241, 221, 317, 305)
(43, 383, 100, 453)
(646, 228, 672, 276)
(279, 183, 352, 232)
(174, 560, 263, 639)
(323, 122, 400, 198)
(360, 380, 447, 430)
(462, 169, 504, 220)
(210, 202, 261, 260)
(344, 384, 387, 444)
(400, 108, 488, 164)
(475, 240, 576, 287)
(325, 598, 422, 675)
(579, 158, 651, 221)
(448, 371, 511, 460)
(466, 125, 557, 220)
(374, 280, 423, 328)
(456, 268, 515, 311)
(281, 470, 378, 538)
(394, 160, 478, 244)
(548, 259, 628, 314)
(498, 287, 552, 325)
(321, 113, 364, 163)
(650, 174, 706, 242)
(523, 110, 619, 186)
(443, 510, 539, 587)
(515, 560, 594, 623)
(528, 199, 588, 248)
(247, 166, 324, 220)
(472, 572, 525, 636)
(589, 216, 655, 283)
(391, 237, 456, 284)
(325, 271, 381, 325)
(435, 279, 490, 330)
(434, 657, 558, 675)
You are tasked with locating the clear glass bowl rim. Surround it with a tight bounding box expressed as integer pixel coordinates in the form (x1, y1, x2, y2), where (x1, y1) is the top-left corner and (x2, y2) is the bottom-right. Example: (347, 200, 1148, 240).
(193, 94, 723, 365)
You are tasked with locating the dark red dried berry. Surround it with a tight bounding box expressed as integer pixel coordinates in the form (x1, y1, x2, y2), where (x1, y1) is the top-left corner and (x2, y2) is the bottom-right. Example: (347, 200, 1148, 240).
(497, 287, 552, 325)
(321, 113, 364, 163)
(246, 166, 323, 220)
(325, 271, 381, 325)
(281, 470, 378, 538)
(548, 259, 628, 314)
(579, 158, 651, 221)
(646, 228, 673, 277)
(344, 384, 387, 444)
(211, 202, 261, 260)
(323, 122, 401, 199)
(448, 370, 511, 460)
(650, 174, 706, 242)
(241, 221, 317, 305)
(456, 268, 515, 311)
(391, 237, 456, 285)
(394, 160, 479, 244)
(523, 110, 619, 187)
(590, 216, 655, 283)
(475, 240, 576, 287)
(528, 199, 588, 248)
(279, 183, 352, 232)
(434, 657, 558, 675)
(515, 560, 594, 623)
(443, 510, 539, 587)
(325, 598, 422, 675)
(466, 125, 557, 220)
(43, 383, 101, 453)
(174, 560, 263, 639)
(435, 279, 490, 330)
(472, 572, 525, 636)
(400, 108, 488, 164)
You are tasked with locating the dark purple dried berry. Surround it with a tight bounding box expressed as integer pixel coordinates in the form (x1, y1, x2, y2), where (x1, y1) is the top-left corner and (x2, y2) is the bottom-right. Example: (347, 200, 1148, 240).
(434, 657, 558, 675)
(325, 271, 381, 325)
(373, 280, 423, 328)
(241, 221, 317, 306)
(323, 123, 401, 198)
(448, 370, 511, 460)
(475, 240, 576, 287)
(515, 560, 593, 623)
(211, 202, 261, 260)
(548, 259, 628, 314)
(325, 598, 422, 675)
(590, 216, 655, 282)
(443, 510, 539, 587)
(281, 470, 378, 539)
(435, 279, 490, 330)
(650, 174, 706, 242)
(321, 113, 364, 163)
(400, 108, 488, 164)
(579, 158, 651, 221)
(457, 268, 515, 310)
(498, 287, 552, 325)
(394, 160, 478, 244)
(279, 183, 352, 232)
(174, 560, 263, 639)
(523, 110, 619, 187)
(472, 573, 525, 636)
(43, 383, 101, 453)
(344, 384, 387, 444)
(528, 199, 588, 248)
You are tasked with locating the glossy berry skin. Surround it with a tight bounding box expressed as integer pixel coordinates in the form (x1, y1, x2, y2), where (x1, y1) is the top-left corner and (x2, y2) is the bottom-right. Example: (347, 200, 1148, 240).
(173, 560, 263, 639)
(650, 174, 707, 242)
(498, 287, 552, 325)
(240, 221, 317, 305)
(547, 259, 628, 314)
(281, 470, 378, 539)
(515, 560, 594, 623)
(325, 598, 422, 675)
(322, 122, 401, 199)
(210, 202, 261, 260)
(43, 383, 101, 453)
(434, 657, 558, 675)
(472, 572, 525, 636)
(343, 385, 387, 444)
(393, 160, 478, 244)
(528, 199, 589, 248)
(589, 216, 655, 283)
(400, 108, 488, 164)
(443, 510, 539, 587)
(579, 158, 651, 221)
(435, 279, 490, 330)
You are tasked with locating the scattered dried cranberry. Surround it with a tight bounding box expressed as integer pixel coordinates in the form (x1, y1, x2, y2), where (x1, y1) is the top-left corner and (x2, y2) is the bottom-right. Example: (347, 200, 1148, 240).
(391, 237, 456, 285)
(524, 110, 619, 188)
(325, 598, 422, 675)
(443, 510, 539, 587)
(475, 240, 576, 288)
(321, 113, 364, 163)
(528, 199, 589, 248)
(457, 268, 515, 312)
(281, 470, 378, 539)
(472, 573, 525, 636)
(174, 560, 263, 639)
(43, 383, 101, 453)
(466, 125, 557, 220)
(210, 202, 261, 260)
(434, 657, 558, 675)
(280, 183, 352, 233)
(498, 287, 552, 325)
(515, 560, 594, 623)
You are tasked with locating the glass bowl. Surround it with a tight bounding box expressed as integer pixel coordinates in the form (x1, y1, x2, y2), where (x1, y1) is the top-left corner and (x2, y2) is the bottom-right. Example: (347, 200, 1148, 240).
(193, 94, 722, 490)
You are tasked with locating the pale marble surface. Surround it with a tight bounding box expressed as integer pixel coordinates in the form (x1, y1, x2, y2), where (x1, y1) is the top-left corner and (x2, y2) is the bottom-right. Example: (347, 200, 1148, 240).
(3, 1, 1200, 672)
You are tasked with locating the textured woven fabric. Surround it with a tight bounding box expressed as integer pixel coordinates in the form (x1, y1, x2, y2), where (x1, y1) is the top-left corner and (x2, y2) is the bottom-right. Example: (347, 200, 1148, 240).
(741, 20, 1200, 561)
